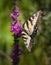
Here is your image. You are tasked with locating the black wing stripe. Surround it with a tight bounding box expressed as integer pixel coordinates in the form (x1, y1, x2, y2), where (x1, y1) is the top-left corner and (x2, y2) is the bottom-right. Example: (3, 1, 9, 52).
(26, 21, 29, 28)
(23, 22, 25, 27)
(31, 15, 34, 19)
(29, 17, 32, 22)
(22, 33, 26, 35)
(29, 17, 33, 25)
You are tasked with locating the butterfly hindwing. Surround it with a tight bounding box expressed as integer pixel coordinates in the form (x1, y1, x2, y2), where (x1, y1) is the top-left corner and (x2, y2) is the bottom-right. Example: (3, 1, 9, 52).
(22, 30, 33, 52)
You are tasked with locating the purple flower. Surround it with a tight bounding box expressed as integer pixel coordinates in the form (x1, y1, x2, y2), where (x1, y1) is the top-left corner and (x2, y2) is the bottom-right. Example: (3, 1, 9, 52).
(10, 21, 22, 36)
(10, 5, 22, 65)
(10, 7, 20, 20)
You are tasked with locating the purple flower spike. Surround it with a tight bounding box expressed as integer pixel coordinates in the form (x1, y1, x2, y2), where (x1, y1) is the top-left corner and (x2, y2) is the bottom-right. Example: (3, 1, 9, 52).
(10, 21, 22, 36)
(10, 1, 22, 65)
(10, 7, 20, 20)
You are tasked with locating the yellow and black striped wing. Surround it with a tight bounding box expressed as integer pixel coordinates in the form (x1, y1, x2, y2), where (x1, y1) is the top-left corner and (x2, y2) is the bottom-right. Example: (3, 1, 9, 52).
(22, 11, 42, 52)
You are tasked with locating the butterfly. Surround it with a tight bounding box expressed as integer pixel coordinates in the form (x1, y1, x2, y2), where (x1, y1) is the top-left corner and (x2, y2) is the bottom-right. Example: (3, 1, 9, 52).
(21, 10, 42, 52)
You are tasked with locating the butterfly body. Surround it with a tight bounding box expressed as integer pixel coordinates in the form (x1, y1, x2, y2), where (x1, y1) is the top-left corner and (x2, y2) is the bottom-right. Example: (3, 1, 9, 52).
(22, 11, 42, 52)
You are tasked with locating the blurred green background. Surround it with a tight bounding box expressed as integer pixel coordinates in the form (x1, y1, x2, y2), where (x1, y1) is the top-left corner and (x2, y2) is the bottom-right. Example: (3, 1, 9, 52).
(0, 0, 51, 65)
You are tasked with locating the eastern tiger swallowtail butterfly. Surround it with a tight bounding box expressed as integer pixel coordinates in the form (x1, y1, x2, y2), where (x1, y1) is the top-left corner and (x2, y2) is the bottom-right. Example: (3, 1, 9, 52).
(22, 10, 42, 52)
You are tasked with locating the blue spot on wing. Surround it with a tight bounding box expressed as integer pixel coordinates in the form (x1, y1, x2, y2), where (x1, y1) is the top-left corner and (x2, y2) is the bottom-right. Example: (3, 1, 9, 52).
(30, 24, 38, 38)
